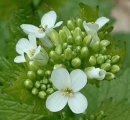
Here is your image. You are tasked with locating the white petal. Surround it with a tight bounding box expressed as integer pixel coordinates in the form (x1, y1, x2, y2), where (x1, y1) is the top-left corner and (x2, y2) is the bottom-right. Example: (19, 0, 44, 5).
(16, 38, 32, 54)
(14, 55, 25, 63)
(51, 68, 71, 90)
(21, 24, 45, 38)
(89, 35, 100, 47)
(46, 91, 68, 112)
(28, 33, 37, 49)
(54, 21, 63, 28)
(68, 92, 88, 114)
(41, 11, 56, 28)
(95, 17, 109, 30)
(84, 67, 106, 80)
(70, 69, 87, 92)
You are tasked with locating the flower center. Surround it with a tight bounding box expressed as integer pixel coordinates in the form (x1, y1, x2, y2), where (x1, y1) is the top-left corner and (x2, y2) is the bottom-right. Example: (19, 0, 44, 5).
(38, 25, 48, 33)
(62, 88, 74, 97)
(29, 49, 35, 57)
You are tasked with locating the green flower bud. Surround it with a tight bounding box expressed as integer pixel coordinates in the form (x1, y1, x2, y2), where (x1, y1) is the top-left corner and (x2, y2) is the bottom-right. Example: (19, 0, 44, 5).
(49, 51, 59, 61)
(46, 88, 54, 94)
(37, 69, 44, 77)
(107, 55, 111, 59)
(42, 78, 48, 84)
(59, 30, 67, 43)
(82, 31, 86, 38)
(24, 79, 33, 89)
(80, 46, 89, 58)
(97, 56, 105, 64)
(111, 55, 120, 64)
(27, 71, 36, 80)
(35, 81, 41, 88)
(62, 43, 68, 50)
(110, 65, 120, 73)
(89, 56, 96, 66)
(47, 84, 51, 88)
(67, 20, 76, 30)
(28, 61, 39, 71)
(62, 26, 71, 36)
(67, 45, 73, 49)
(38, 91, 46, 99)
(41, 84, 46, 90)
(71, 57, 81, 68)
(60, 54, 66, 62)
(96, 111, 105, 120)
(76, 46, 81, 53)
(67, 36, 74, 45)
(76, 18, 83, 29)
(45, 70, 51, 77)
(100, 47, 107, 54)
(100, 40, 110, 47)
(89, 115, 95, 120)
(75, 36, 82, 45)
(55, 44, 62, 55)
(100, 63, 111, 71)
(53, 64, 65, 69)
(92, 41, 100, 52)
(105, 72, 115, 80)
(83, 35, 91, 46)
(105, 59, 111, 63)
(73, 27, 82, 38)
(32, 87, 39, 95)
(49, 29, 60, 46)
(64, 48, 72, 60)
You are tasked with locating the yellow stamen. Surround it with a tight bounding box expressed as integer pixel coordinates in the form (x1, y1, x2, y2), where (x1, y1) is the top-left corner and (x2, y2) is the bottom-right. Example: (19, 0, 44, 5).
(29, 49, 35, 57)
(62, 88, 74, 97)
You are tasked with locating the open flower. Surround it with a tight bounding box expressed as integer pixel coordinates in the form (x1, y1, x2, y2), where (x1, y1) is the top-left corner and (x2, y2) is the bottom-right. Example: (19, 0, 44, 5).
(20, 11, 63, 39)
(46, 68, 88, 114)
(14, 33, 49, 65)
(83, 17, 109, 46)
(84, 67, 106, 80)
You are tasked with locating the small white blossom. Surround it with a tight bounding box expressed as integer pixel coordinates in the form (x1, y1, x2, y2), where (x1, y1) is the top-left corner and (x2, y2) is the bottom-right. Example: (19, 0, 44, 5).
(14, 33, 49, 65)
(20, 10, 63, 39)
(84, 67, 106, 80)
(83, 17, 109, 46)
(46, 68, 88, 114)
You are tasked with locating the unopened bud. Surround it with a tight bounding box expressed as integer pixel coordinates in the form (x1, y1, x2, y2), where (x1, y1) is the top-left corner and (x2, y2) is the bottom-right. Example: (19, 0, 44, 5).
(62, 26, 71, 36)
(28, 61, 39, 71)
(80, 46, 89, 58)
(89, 56, 97, 65)
(105, 72, 115, 80)
(105, 59, 111, 63)
(35, 81, 41, 88)
(37, 69, 44, 77)
(64, 48, 72, 60)
(45, 70, 51, 77)
(49, 51, 59, 61)
(62, 43, 68, 50)
(110, 65, 120, 73)
(73, 27, 82, 38)
(97, 56, 105, 64)
(67, 20, 76, 30)
(100, 63, 111, 71)
(46, 88, 54, 94)
(100, 40, 110, 47)
(53, 64, 65, 69)
(92, 41, 100, 52)
(42, 78, 48, 84)
(24, 79, 33, 89)
(27, 71, 36, 80)
(71, 57, 81, 68)
(55, 44, 62, 55)
(32, 87, 38, 95)
(83, 35, 91, 46)
(76, 18, 83, 29)
(100, 47, 107, 54)
(59, 30, 67, 43)
(41, 84, 46, 90)
(75, 36, 82, 45)
(111, 55, 120, 63)
(38, 91, 46, 99)
(67, 36, 74, 45)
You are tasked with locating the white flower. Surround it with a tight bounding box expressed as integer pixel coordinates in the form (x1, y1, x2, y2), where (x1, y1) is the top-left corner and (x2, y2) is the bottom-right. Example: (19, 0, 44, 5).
(46, 68, 88, 114)
(84, 67, 106, 80)
(20, 11, 63, 38)
(14, 33, 49, 65)
(83, 17, 109, 46)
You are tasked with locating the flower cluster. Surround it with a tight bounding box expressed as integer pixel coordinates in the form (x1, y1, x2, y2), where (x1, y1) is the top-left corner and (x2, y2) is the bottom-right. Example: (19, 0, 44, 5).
(14, 10, 121, 114)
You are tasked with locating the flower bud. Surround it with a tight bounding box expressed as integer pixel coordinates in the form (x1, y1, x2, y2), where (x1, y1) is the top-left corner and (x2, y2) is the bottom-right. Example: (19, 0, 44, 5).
(55, 44, 62, 55)
(53, 64, 65, 69)
(89, 56, 96, 66)
(75, 36, 82, 45)
(67, 20, 76, 30)
(76, 18, 83, 29)
(105, 72, 115, 80)
(41, 84, 46, 90)
(105, 59, 111, 63)
(110, 65, 120, 74)
(45, 70, 51, 77)
(47, 84, 51, 88)
(111, 55, 120, 64)
(96, 111, 105, 120)
(37, 69, 44, 77)
(97, 56, 105, 64)
(64, 48, 72, 60)
(80, 46, 89, 58)
(100, 47, 107, 54)
(100, 63, 111, 71)
(92, 41, 100, 52)
(49, 29, 60, 46)
(49, 51, 59, 61)
(24, 79, 33, 89)
(100, 40, 110, 47)
(27, 71, 36, 80)
(38, 91, 46, 99)
(67, 36, 74, 45)
(42, 78, 48, 84)
(76, 46, 81, 52)
(35, 81, 41, 88)
(71, 57, 81, 68)
(82, 31, 86, 38)
(32, 87, 39, 95)
(83, 35, 91, 46)
(28, 61, 39, 71)
(73, 27, 82, 39)
(59, 30, 67, 43)
(62, 43, 68, 50)
(46, 88, 54, 94)
(62, 26, 71, 36)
